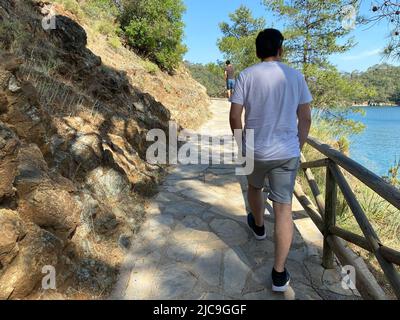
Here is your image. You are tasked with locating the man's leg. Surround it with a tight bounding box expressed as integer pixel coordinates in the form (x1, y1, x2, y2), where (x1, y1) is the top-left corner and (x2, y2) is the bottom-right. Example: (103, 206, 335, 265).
(273, 202, 294, 272)
(268, 158, 300, 273)
(248, 184, 264, 227)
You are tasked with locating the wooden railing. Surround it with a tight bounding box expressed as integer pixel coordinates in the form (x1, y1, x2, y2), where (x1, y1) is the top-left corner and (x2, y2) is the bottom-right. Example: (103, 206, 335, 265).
(295, 136, 400, 300)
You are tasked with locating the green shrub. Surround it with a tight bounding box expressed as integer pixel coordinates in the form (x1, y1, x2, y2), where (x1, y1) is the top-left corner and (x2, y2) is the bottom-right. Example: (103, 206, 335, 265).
(51, 0, 84, 18)
(108, 35, 122, 49)
(0, 18, 31, 51)
(141, 60, 158, 75)
(186, 62, 226, 97)
(119, 0, 187, 73)
(81, 0, 119, 19)
(95, 20, 116, 36)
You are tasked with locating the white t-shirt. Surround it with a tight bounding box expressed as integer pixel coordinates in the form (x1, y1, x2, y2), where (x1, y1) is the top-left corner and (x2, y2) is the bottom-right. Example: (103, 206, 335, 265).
(231, 61, 313, 161)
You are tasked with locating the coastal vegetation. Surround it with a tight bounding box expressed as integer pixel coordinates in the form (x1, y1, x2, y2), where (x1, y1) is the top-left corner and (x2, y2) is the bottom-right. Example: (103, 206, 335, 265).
(347, 64, 400, 105)
(51, 0, 187, 73)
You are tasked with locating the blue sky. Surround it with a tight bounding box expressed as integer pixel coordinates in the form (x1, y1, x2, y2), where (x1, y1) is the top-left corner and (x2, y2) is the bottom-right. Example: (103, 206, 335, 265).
(183, 0, 399, 72)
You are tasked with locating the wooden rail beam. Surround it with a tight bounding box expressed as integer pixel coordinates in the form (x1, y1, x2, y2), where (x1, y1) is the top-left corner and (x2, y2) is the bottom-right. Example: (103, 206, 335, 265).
(381, 247, 400, 268)
(326, 236, 387, 300)
(294, 183, 324, 231)
(330, 226, 400, 266)
(300, 158, 329, 169)
(294, 183, 387, 299)
(329, 163, 400, 299)
(307, 137, 400, 210)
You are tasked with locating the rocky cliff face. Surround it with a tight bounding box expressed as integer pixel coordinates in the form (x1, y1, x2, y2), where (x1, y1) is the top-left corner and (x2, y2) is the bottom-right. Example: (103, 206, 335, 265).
(0, 0, 210, 299)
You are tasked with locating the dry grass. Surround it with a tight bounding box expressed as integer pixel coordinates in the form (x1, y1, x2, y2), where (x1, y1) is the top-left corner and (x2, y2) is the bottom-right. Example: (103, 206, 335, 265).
(300, 118, 400, 298)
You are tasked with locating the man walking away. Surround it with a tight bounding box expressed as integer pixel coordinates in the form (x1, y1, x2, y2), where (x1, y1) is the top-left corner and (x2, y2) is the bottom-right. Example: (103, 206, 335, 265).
(225, 60, 235, 100)
(229, 29, 312, 293)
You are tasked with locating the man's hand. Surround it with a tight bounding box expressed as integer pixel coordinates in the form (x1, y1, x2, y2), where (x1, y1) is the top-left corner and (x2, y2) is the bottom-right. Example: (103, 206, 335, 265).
(297, 103, 312, 150)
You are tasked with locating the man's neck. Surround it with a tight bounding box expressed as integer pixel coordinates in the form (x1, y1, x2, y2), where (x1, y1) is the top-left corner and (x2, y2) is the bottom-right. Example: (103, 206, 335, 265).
(262, 56, 280, 63)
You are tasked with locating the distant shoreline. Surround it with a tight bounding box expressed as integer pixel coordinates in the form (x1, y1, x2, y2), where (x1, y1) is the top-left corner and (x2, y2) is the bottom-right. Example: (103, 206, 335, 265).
(352, 103, 400, 107)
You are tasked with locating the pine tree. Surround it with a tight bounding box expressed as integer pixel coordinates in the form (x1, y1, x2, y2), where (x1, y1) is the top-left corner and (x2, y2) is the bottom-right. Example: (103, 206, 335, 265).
(263, 0, 359, 80)
(217, 5, 266, 72)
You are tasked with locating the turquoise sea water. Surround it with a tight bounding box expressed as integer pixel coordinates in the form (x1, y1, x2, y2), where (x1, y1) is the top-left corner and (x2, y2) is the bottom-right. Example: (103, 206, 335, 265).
(348, 107, 400, 177)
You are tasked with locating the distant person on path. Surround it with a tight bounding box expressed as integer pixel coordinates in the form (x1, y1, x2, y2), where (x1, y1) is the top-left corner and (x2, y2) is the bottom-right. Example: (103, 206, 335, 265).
(225, 60, 235, 100)
(229, 29, 312, 293)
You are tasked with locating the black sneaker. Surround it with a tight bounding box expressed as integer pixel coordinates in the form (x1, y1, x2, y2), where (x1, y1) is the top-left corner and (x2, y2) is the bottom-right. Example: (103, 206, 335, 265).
(247, 213, 267, 240)
(272, 268, 291, 292)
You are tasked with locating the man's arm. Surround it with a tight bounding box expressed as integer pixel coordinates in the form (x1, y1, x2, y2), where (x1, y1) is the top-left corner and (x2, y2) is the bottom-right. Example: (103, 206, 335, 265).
(224, 70, 228, 81)
(297, 103, 312, 150)
(230, 103, 244, 134)
(230, 103, 244, 148)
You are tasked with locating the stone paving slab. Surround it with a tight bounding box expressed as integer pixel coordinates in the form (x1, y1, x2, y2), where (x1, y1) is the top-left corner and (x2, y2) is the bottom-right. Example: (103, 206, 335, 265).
(111, 100, 361, 300)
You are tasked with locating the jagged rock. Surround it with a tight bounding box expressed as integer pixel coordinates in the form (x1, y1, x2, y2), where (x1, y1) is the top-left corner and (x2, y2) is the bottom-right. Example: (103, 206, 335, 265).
(0, 54, 48, 151)
(0, 209, 26, 270)
(71, 133, 102, 171)
(0, 121, 20, 201)
(0, 224, 62, 300)
(102, 133, 149, 186)
(89, 69, 130, 100)
(15, 144, 80, 240)
(76, 192, 118, 235)
(93, 210, 118, 234)
(86, 167, 130, 200)
(0, 66, 12, 90)
(0, 0, 15, 15)
(118, 234, 131, 250)
(0, 0, 209, 300)
(0, 53, 23, 72)
(51, 15, 87, 51)
(0, 92, 49, 151)
(0, 91, 8, 114)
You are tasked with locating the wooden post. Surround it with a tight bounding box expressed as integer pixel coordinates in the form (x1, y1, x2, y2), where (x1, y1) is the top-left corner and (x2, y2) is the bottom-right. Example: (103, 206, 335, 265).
(322, 161, 337, 269)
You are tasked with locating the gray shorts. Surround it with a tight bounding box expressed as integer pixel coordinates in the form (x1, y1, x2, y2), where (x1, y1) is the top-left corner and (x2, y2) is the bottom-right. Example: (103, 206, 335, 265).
(247, 157, 300, 204)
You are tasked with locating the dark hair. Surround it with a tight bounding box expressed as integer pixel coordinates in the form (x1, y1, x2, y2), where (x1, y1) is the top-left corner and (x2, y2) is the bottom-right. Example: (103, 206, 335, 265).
(256, 28, 284, 59)
(226, 60, 231, 65)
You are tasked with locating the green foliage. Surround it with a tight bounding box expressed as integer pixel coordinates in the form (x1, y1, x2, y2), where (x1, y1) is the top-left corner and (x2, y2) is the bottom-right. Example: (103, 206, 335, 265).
(51, 0, 84, 18)
(120, 0, 187, 73)
(186, 62, 226, 97)
(81, 0, 120, 19)
(383, 159, 400, 188)
(264, 0, 357, 72)
(217, 5, 266, 72)
(349, 64, 400, 105)
(361, 0, 400, 61)
(52, 0, 122, 46)
(0, 18, 27, 50)
(307, 64, 375, 109)
(108, 35, 122, 49)
(141, 60, 159, 75)
(262, 0, 373, 135)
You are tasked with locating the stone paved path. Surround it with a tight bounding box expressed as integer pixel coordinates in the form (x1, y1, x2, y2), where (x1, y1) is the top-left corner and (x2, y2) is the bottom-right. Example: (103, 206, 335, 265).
(111, 99, 361, 300)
